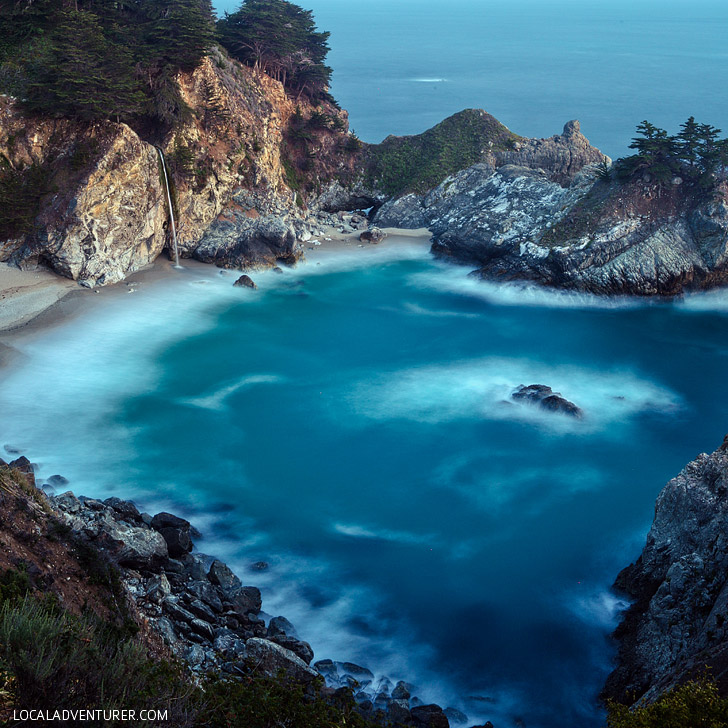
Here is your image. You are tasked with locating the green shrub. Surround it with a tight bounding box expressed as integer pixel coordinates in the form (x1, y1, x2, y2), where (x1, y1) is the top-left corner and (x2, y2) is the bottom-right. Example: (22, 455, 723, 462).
(0, 596, 192, 726)
(607, 678, 728, 728)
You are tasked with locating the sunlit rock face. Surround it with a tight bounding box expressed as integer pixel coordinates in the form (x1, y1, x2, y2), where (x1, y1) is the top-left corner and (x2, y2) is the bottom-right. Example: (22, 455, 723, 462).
(0, 49, 350, 284)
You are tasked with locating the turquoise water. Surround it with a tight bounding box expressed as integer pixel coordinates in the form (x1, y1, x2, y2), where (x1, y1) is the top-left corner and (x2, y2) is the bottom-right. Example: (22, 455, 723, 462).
(213, 0, 728, 158)
(4, 245, 728, 726)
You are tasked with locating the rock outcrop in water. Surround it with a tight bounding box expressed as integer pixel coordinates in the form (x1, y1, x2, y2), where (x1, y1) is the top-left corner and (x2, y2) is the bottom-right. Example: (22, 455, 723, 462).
(368, 118, 728, 297)
(604, 435, 728, 705)
(511, 384, 583, 418)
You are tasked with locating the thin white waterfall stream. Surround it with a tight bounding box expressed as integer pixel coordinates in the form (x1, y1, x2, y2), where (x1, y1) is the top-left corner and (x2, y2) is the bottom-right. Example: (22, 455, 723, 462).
(157, 148, 180, 267)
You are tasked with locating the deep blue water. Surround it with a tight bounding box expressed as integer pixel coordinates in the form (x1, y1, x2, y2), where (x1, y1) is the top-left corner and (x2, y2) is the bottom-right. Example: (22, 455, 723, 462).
(4, 245, 728, 726)
(213, 0, 728, 158)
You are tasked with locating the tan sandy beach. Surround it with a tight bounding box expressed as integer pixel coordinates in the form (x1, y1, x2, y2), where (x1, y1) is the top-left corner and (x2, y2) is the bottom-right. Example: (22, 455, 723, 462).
(0, 262, 79, 333)
(0, 226, 433, 366)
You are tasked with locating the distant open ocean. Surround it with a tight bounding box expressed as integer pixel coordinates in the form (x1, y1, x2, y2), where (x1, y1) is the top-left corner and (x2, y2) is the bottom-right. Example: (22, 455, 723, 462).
(214, 0, 728, 158)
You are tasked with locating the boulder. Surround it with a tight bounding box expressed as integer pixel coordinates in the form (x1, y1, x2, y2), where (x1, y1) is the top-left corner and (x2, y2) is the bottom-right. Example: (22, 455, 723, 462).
(188, 581, 224, 613)
(104, 497, 141, 522)
(208, 560, 242, 594)
(102, 520, 169, 570)
(181, 552, 210, 581)
(337, 661, 374, 680)
(411, 704, 450, 728)
(268, 615, 298, 638)
(146, 573, 171, 604)
(233, 274, 258, 289)
(511, 384, 583, 418)
(360, 227, 387, 244)
(268, 635, 314, 665)
(245, 638, 318, 684)
(314, 659, 338, 681)
(151, 512, 193, 557)
(227, 585, 262, 616)
(392, 681, 412, 700)
(388, 699, 412, 724)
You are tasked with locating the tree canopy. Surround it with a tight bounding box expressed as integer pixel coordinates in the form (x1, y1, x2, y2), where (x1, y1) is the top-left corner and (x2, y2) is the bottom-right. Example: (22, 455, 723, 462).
(614, 117, 728, 189)
(0, 0, 216, 125)
(217, 0, 333, 101)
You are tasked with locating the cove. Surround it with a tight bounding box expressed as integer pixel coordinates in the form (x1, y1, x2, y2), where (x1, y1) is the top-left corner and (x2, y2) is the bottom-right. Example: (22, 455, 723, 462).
(2, 244, 728, 727)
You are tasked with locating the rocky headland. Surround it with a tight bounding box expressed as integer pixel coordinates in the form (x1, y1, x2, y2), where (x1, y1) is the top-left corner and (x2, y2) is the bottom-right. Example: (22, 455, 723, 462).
(0, 455, 486, 728)
(4, 42, 728, 300)
(604, 435, 728, 706)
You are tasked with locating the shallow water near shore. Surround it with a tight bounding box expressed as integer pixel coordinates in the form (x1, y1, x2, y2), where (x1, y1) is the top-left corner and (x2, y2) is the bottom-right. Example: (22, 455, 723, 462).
(3, 247, 728, 726)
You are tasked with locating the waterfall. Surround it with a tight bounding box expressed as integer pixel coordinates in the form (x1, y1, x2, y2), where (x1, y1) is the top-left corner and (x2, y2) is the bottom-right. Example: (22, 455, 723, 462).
(156, 148, 181, 268)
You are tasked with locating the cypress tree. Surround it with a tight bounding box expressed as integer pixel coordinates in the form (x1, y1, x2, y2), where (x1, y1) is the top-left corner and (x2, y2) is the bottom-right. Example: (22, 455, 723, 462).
(21, 9, 144, 122)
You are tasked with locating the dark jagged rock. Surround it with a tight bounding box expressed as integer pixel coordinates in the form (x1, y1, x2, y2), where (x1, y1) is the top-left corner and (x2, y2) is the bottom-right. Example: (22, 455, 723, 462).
(269, 635, 314, 665)
(268, 615, 298, 638)
(208, 559, 242, 594)
(245, 637, 318, 683)
(511, 384, 583, 418)
(227, 585, 262, 616)
(411, 704, 450, 728)
(233, 274, 258, 289)
(604, 436, 728, 705)
(104, 497, 141, 522)
(392, 680, 412, 700)
(151, 511, 193, 557)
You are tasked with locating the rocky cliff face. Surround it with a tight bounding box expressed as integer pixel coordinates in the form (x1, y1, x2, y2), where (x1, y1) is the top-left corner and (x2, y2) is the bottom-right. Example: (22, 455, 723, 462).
(0, 106, 167, 285)
(0, 47, 354, 285)
(604, 436, 728, 705)
(371, 119, 728, 297)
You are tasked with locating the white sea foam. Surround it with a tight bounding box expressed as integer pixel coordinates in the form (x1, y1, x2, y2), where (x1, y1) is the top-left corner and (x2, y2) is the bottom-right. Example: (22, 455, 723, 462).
(566, 587, 631, 629)
(332, 522, 435, 545)
(345, 357, 678, 432)
(408, 264, 646, 310)
(181, 374, 281, 411)
(678, 287, 728, 313)
(402, 302, 480, 319)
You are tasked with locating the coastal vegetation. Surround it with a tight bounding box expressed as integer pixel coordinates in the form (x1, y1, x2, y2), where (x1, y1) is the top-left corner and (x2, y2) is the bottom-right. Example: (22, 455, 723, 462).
(613, 118, 728, 189)
(217, 0, 333, 102)
(364, 109, 519, 195)
(0, 0, 215, 125)
(0, 0, 334, 125)
(606, 679, 728, 727)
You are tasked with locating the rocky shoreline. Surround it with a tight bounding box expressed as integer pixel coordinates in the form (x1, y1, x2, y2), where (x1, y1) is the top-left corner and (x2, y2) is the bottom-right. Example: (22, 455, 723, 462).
(603, 435, 728, 706)
(0, 454, 488, 728)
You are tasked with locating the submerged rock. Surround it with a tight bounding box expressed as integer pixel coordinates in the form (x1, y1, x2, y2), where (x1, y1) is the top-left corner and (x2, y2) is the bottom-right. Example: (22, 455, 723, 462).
(511, 384, 583, 418)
